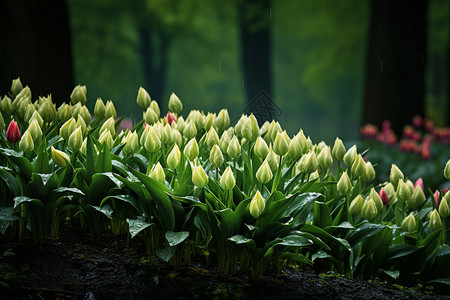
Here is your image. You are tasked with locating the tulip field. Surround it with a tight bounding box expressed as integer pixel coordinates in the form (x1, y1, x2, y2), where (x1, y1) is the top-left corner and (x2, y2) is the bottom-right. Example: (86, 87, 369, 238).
(1, 78, 450, 290)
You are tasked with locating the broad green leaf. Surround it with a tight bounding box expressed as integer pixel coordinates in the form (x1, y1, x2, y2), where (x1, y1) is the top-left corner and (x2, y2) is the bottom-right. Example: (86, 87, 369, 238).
(313, 201, 332, 228)
(277, 235, 313, 247)
(380, 269, 400, 279)
(229, 235, 252, 244)
(281, 252, 313, 265)
(427, 278, 450, 286)
(0, 206, 20, 235)
(95, 143, 112, 173)
(14, 196, 38, 208)
(0, 168, 20, 196)
(312, 250, 332, 261)
(127, 218, 152, 238)
(92, 204, 113, 219)
(54, 187, 85, 196)
(0, 148, 32, 180)
(165, 231, 189, 246)
(156, 245, 175, 262)
(101, 194, 139, 212)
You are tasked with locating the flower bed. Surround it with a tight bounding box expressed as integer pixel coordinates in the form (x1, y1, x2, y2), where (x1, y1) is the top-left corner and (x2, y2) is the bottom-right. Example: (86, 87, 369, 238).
(0, 78, 450, 288)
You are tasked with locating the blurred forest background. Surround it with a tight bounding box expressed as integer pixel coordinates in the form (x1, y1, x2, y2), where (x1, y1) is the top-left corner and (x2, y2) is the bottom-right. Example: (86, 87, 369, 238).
(1, 0, 449, 143)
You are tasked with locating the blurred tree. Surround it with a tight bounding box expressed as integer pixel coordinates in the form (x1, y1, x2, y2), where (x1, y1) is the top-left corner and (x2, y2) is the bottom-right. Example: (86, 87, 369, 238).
(364, 0, 428, 136)
(0, 0, 73, 106)
(237, 0, 273, 124)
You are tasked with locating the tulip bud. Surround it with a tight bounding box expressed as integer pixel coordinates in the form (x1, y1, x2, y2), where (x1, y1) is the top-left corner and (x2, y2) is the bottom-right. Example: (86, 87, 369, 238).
(390, 164, 404, 188)
(273, 131, 289, 156)
(99, 117, 116, 137)
(11, 77, 23, 97)
(56, 103, 72, 123)
(149, 162, 165, 184)
(149, 100, 160, 118)
(172, 129, 182, 148)
(68, 127, 83, 150)
(79, 105, 91, 124)
(183, 120, 197, 140)
(209, 145, 224, 168)
(19, 130, 34, 152)
(401, 213, 416, 232)
(168, 92, 183, 114)
(167, 144, 181, 169)
(6, 120, 21, 143)
(72, 102, 82, 119)
(206, 127, 220, 149)
(137, 87, 151, 109)
(317, 146, 333, 170)
(60, 117, 76, 140)
(184, 138, 199, 161)
(434, 190, 440, 207)
(414, 178, 424, 192)
(1, 96, 13, 116)
(363, 161, 376, 182)
(123, 131, 139, 155)
(220, 166, 235, 190)
(429, 209, 442, 231)
(349, 195, 363, 217)
(94, 98, 106, 119)
(256, 160, 273, 184)
(202, 112, 215, 131)
(227, 136, 241, 159)
(287, 135, 301, 161)
(0, 112, 4, 131)
(29, 111, 44, 128)
(70, 85, 87, 105)
(439, 197, 449, 218)
(76, 115, 87, 135)
(234, 115, 246, 138)
(253, 136, 269, 160)
(444, 159, 450, 180)
(105, 101, 117, 118)
(266, 148, 279, 172)
(395, 179, 409, 204)
(167, 112, 177, 126)
(249, 190, 265, 218)
(361, 198, 378, 221)
(51, 146, 70, 167)
(175, 116, 186, 133)
(248, 113, 259, 141)
(302, 150, 319, 174)
(23, 103, 36, 123)
(296, 130, 308, 154)
(192, 164, 208, 188)
(351, 155, 366, 178)
(337, 171, 352, 195)
(219, 131, 231, 153)
(332, 137, 346, 161)
(98, 129, 113, 150)
(369, 187, 383, 211)
(144, 127, 161, 153)
(214, 109, 230, 132)
(408, 185, 426, 210)
(379, 188, 389, 207)
(143, 107, 159, 125)
(343, 145, 357, 167)
(38, 99, 56, 123)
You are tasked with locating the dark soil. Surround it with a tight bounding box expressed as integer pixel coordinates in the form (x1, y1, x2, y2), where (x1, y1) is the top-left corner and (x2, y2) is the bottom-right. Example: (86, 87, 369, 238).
(0, 226, 449, 300)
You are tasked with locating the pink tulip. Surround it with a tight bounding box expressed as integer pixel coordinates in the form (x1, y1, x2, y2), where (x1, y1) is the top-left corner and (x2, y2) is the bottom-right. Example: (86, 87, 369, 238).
(6, 120, 20, 143)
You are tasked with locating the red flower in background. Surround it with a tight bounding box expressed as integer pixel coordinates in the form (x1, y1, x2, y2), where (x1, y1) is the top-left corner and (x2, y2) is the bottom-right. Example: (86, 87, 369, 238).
(434, 190, 440, 207)
(6, 120, 20, 143)
(379, 188, 389, 207)
(414, 178, 424, 192)
(167, 112, 176, 125)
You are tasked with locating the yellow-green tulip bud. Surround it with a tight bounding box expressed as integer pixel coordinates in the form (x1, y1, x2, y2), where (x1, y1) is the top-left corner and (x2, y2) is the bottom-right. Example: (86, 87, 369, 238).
(29, 111, 44, 128)
(68, 127, 83, 150)
(123, 131, 139, 155)
(76, 115, 87, 135)
(249, 190, 265, 218)
(14, 86, 31, 104)
(396, 179, 410, 204)
(38, 99, 56, 123)
(337, 171, 352, 195)
(24, 103, 35, 123)
(369, 187, 383, 211)
(351, 154, 366, 178)
(0, 112, 4, 131)
(168, 92, 183, 114)
(220, 166, 235, 190)
(401, 213, 416, 232)
(105, 101, 117, 119)
(184, 138, 199, 161)
(206, 127, 219, 149)
(172, 129, 182, 148)
(408, 185, 426, 211)
(167, 144, 181, 169)
(79, 105, 91, 124)
(343, 145, 357, 167)
(163, 124, 174, 145)
(192, 164, 208, 188)
(11, 77, 23, 97)
(305, 137, 313, 153)
(363, 161, 376, 182)
(349, 195, 363, 218)
(429, 209, 442, 231)
(256, 160, 273, 184)
(203, 113, 215, 132)
(219, 131, 231, 153)
(149, 162, 165, 184)
(266, 148, 279, 173)
(57, 103, 72, 122)
(143, 107, 158, 125)
(332, 137, 346, 161)
(444, 159, 450, 180)
(153, 122, 163, 140)
(51, 146, 70, 167)
(176, 116, 186, 133)
(314, 141, 327, 155)
(302, 151, 319, 174)
(183, 120, 197, 140)
(234, 115, 246, 138)
(140, 125, 150, 146)
(144, 127, 161, 153)
(70, 85, 87, 105)
(438, 197, 449, 218)
(286, 135, 301, 161)
(137, 87, 151, 109)
(255, 137, 270, 160)
(227, 136, 241, 159)
(60, 117, 76, 140)
(390, 164, 404, 188)
(362, 198, 378, 221)
(273, 131, 289, 156)
(1, 96, 13, 116)
(210, 145, 224, 168)
(19, 130, 34, 152)
(317, 146, 333, 170)
(214, 109, 230, 132)
(150, 100, 160, 118)
(100, 117, 116, 137)
(72, 102, 82, 119)
(94, 98, 106, 119)
(98, 129, 113, 150)
(384, 182, 396, 203)
(259, 121, 270, 136)
(295, 130, 307, 154)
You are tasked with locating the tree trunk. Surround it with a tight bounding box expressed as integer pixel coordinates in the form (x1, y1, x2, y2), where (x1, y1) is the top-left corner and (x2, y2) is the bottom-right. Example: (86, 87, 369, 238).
(238, 0, 273, 124)
(363, 0, 427, 136)
(139, 28, 170, 105)
(0, 0, 73, 107)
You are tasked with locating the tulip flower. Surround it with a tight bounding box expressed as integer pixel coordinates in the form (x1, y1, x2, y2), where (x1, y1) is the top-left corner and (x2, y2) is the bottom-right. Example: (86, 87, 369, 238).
(332, 137, 346, 161)
(144, 127, 161, 153)
(379, 188, 389, 207)
(429, 209, 442, 232)
(51, 146, 70, 167)
(100, 117, 116, 137)
(390, 164, 404, 188)
(445, 159, 450, 180)
(137, 87, 151, 109)
(183, 121, 197, 140)
(369, 187, 383, 211)
(19, 130, 34, 152)
(214, 109, 230, 132)
(192, 164, 208, 188)
(434, 190, 440, 207)
(301, 150, 319, 175)
(349, 195, 363, 217)
(219, 131, 231, 153)
(150, 100, 160, 118)
(210, 145, 224, 168)
(167, 144, 181, 169)
(206, 127, 219, 149)
(167, 112, 176, 125)
(220, 166, 236, 190)
(11, 77, 23, 97)
(60, 117, 77, 140)
(408, 185, 426, 211)
(287, 135, 302, 161)
(143, 107, 159, 125)
(105, 101, 117, 118)
(396, 179, 410, 204)
(362, 198, 378, 221)
(227, 136, 241, 159)
(0, 112, 4, 132)
(68, 127, 83, 150)
(317, 146, 333, 170)
(363, 161, 376, 182)
(273, 131, 289, 156)
(414, 178, 424, 192)
(343, 145, 357, 167)
(337, 171, 352, 195)
(438, 197, 449, 218)
(79, 105, 91, 124)
(1, 96, 14, 116)
(70, 85, 87, 105)
(401, 213, 416, 232)
(98, 130, 114, 150)
(6, 120, 20, 143)
(265, 148, 279, 172)
(249, 190, 265, 218)
(256, 160, 273, 184)
(94, 98, 106, 119)
(168, 92, 183, 114)
(184, 138, 199, 161)
(149, 162, 165, 184)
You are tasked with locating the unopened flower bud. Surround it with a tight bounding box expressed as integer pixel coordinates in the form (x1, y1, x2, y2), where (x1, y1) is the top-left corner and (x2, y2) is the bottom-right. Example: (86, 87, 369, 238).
(210, 145, 224, 168)
(11, 77, 23, 97)
(214, 109, 230, 132)
(332, 137, 346, 161)
(137, 87, 151, 109)
(273, 131, 289, 156)
(172, 129, 182, 148)
(220, 166, 236, 190)
(249, 190, 265, 218)
(206, 127, 219, 149)
(0, 112, 4, 132)
(390, 164, 404, 188)
(94, 98, 106, 119)
(256, 160, 273, 184)
(343, 145, 357, 167)
(287, 135, 302, 161)
(337, 171, 352, 195)
(29, 111, 44, 128)
(143, 107, 158, 125)
(79, 105, 91, 124)
(150, 100, 160, 118)
(266, 148, 279, 172)
(439, 197, 449, 218)
(317, 146, 333, 170)
(184, 138, 199, 161)
(105, 101, 117, 118)
(51, 146, 70, 167)
(379, 188, 389, 207)
(57, 103, 72, 122)
(349, 195, 363, 217)
(144, 127, 161, 153)
(24, 103, 36, 123)
(68, 127, 83, 150)
(219, 131, 231, 153)
(414, 178, 424, 192)
(19, 130, 34, 152)
(444, 159, 450, 180)
(167, 144, 181, 169)
(123, 131, 139, 155)
(429, 209, 442, 231)
(227, 136, 241, 159)
(254, 137, 269, 160)
(401, 213, 416, 232)
(60, 117, 76, 140)
(362, 198, 378, 221)
(98, 129, 113, 150)
(168, 92, 183, 114)
(183, 120, 197, 140)
(1, 96, 13, 116)
(192, 164, 208, 188)
(363, 161, 376, 182)
(38, 99, 56, 123)
(351, 155, 366, 178)
(70, 85, 87, 105)
(296, 130, 308, 154)
(76, 115, 87, 135)
(408, 185, 426, 211)
(99, 117, 116, 137)
(369, 187, 383, 211)
(149, 162, 165, 184)
(302, 150, 319, 174)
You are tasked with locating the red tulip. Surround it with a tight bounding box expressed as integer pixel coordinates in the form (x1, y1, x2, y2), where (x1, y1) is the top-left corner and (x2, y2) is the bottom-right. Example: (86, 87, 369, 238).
(379, 188, 389, 207)
(434, 190, 440, 207)
(167, 112, 176, 125)
(414, 178, 424, 192)
(6, 120, 20, 143)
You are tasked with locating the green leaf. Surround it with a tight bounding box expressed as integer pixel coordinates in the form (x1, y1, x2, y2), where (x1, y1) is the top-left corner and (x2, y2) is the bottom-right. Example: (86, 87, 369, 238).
(54, 187, 85, 196)
(95, 143, 112, 173)
(92, 204, 113, 219)
(14, 196, 38, 208)
(229, 235, 252, 244)
(127, 218, 152, 238)
(0, 206, 20, 235)
(85, 134, 96, 184)
(156, 245, 176, 262)
(32, 142, 51, 173)
(281, 252, 313, 265)
(165, 231, 189, 246)
(0, 168, 20, 196)
(427, 278, 450, 286)
(380, 269, 400, 279)
(0, 148, 32, 180)
(313, 201, 332, 228)
(277, 235, 314, 247)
